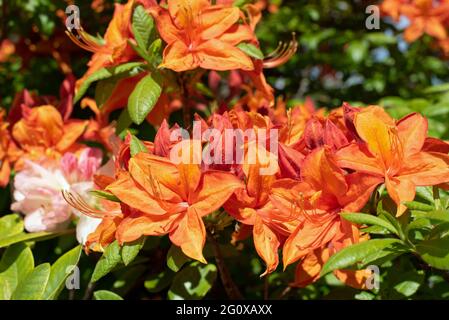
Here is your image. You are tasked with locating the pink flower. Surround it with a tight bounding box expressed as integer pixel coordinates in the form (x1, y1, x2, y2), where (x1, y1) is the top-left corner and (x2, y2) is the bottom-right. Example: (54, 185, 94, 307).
(11, 147, 103, 243)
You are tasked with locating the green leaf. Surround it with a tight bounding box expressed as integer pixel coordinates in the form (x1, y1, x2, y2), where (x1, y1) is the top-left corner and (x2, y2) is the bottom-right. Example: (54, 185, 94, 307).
(0, 243, 34, 299)
(377, 205, 405, 240)
(354, 291, 375, 300)
(132, 5, 154, 51)
(365, 33, 396, 45)
(0, 230, 73, 248)
(127, 74, 162, 125)
(424, 210, 449, 223)
(0, 214, 24, 240)
(416, 237, 449, 270)
(168, 262, 217, 300)
(130, 134, 149, 157)
(320, 239, 403, 276)
(391, 270, 424, 298)
(121, 237, 146, 266)
(116, 108, 133, 135)
(95, 77, 119, 108)
(144, 270, 174, 293)
(404, 201, 434, 211)
(74, 62, 145, 103)
(43, 245, 82, 300)
(93, 290, 123, 300)
(237, 43, 264, 60)
(415, 186, 435, 203)
(347, 40, 368, 63)
(89, 190, 120, 202)
(91, 241, 122, 282)
(423, 82, 449, 94)
(167, 245, 191, 272)
(12, 263, 50, 300)
(341, 212, 398, 236)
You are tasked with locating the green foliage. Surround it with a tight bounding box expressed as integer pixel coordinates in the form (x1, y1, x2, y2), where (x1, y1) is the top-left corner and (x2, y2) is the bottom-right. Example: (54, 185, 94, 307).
(237, 43, 264, 60)
(167, 245, 191, 273)
(127, 74, 162, 125)
(93, 290, 123, 300)
(91, 241, 122, 282)
(129, 134, 149, 157)
(168, 262, 217, 300)
(74, 62, 145, 103)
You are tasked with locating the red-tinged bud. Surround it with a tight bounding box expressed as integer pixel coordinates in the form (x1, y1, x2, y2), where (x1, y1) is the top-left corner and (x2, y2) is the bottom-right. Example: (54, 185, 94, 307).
(304, 118, 324, 150)
(324, 119, 349, 150)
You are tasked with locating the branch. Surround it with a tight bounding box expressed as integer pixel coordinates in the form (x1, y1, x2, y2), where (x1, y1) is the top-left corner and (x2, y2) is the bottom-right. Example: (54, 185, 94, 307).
(207, 233, 243, 300)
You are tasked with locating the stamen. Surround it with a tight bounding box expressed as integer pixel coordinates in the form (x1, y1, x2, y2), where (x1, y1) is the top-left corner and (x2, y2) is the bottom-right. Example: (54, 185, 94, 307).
(65, 27, 107, 53)
(62, 190, 120, 218)
(263, 33, 298, 69)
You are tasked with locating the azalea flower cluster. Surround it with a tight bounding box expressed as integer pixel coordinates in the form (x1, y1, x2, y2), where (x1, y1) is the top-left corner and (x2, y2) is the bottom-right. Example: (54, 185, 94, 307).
(68, 101, 449, 288)
(381, 0, 449, 54)
(1, 0, 449, 292)
(0, 77, 114, 244)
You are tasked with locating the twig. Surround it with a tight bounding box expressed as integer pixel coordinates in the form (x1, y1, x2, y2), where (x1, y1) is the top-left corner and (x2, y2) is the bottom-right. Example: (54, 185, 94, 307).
(279, 286, 291, 299)
(263, 276, 269, 300)
(82, 282, 96, 300)
(207, 233, 243, 300)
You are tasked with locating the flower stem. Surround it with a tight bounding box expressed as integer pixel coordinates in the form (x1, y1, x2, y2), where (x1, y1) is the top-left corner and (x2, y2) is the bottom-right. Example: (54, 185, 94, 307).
(207, 232, 243, 300)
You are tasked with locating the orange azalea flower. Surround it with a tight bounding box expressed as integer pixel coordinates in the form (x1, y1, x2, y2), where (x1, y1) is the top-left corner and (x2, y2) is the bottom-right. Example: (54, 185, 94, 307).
(293, 238, 370, 289)
(401, 0, 449, 42)
(151, 0, 255, 72)
(104, 141, 242, 262)
(0, 109, 21, 187)
(223, 146, 299, 275)
(272, 148, 381, 268)
(270, 148, 380, 287)
(12, 105, 88, 169)
(68, 0, 151, 92)
(381, 0, 407, 21)
(336, 106, 449, 216)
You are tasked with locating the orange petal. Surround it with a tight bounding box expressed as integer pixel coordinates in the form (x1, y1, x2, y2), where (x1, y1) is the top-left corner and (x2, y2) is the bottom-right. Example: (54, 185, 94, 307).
(341, 172, 383, 212)
(399, 151, 449, 186)
(13, 105, 64, 148)
(336, 143, 384, 176)
(191, 170, 243, 216)
(56, 120, 87, 152)
(334, 269, 368, 290)
(397, 112, 427, 157)
(292, 248, 329, 287)
(404, 17, 425, 42)
(424, 17, 447, 40)
(152, 9, 182, 44)
(168, 0, 209, 29)
(282, 223, 308, 268)
(104, 0, 134, 45)
(169, 207, 207, 263)
(283, 216, 340, 269)
(200, 6, 240, 40)
(159, 41, 196, 72)
(354, 106, 402, 170)
(253, 215, 280, 276)
(116, 212, 181, 243)
(217, 24, 255, 46)
(86, 216, 122, 251)
(106, 172, 167, 215)
(173, 140, 203, 200)
(0, 160, 11, 188)
(385, 176, 416, 216)
(128, 153, 183, 203)
(301, 148, 348, 198)
(196, 39, 254, 71)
